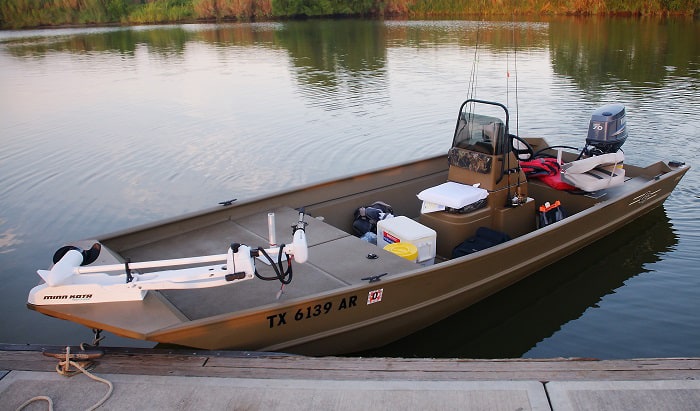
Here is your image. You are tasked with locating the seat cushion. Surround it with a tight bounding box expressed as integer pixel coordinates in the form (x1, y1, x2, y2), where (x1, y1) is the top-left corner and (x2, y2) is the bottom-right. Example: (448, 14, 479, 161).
(417, 181, 489, 209)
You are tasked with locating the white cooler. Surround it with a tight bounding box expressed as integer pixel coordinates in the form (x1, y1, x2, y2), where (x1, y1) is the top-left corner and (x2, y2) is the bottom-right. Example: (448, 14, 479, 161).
(377, 216, 436, 264)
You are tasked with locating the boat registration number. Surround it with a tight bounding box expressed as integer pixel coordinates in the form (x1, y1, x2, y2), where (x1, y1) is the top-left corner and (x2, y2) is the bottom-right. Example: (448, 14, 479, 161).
(266, 294, 358, 329)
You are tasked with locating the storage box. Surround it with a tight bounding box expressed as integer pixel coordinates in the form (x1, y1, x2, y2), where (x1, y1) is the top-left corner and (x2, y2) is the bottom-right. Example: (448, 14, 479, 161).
(377, 216, 436, 263)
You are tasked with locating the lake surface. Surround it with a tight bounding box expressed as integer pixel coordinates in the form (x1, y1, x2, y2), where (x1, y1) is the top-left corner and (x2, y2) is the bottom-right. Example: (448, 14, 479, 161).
(1, 17, 698, 358)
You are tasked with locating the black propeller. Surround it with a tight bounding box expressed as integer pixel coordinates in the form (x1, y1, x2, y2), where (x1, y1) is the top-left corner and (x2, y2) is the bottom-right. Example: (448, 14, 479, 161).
(52, 243, 102, 266)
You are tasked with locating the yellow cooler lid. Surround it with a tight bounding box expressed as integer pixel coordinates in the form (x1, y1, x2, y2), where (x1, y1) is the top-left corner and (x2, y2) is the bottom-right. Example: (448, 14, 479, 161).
(383, 242, 418, 262)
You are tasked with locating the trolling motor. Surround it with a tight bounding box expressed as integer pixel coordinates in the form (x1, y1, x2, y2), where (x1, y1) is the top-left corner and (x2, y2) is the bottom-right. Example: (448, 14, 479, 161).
(28, 210, 309, 305)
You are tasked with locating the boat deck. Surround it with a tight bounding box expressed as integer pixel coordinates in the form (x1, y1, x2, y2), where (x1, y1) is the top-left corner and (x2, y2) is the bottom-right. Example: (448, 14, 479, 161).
(42, 206, 418, 337)
(122, 206, 418, 321)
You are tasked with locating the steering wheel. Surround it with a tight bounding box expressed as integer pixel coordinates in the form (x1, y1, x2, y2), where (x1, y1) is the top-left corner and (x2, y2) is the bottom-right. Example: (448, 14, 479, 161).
(510, 134, 534, 161)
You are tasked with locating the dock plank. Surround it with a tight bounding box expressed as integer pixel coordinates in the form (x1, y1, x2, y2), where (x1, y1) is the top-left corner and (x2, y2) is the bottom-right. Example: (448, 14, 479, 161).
(1, 346, 698, 382)
(547, 380, 700, 411)
(2, 347, 699, 411)
(0, 372, 551, 411)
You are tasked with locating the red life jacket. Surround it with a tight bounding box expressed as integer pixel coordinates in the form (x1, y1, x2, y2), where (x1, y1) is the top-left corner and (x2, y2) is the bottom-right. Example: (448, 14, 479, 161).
(520, 157, 577, 191)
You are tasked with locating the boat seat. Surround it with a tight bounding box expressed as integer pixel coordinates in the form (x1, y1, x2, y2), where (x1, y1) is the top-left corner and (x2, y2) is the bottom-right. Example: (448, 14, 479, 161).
(561, 150, 625, 192)
(447, 147, 493, 174)
(417, 181, 488, 213)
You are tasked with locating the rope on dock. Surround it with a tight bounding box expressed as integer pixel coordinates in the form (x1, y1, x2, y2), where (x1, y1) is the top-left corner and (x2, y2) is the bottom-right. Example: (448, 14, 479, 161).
(16, 346, 113, 411)
(15, 395, 53, 411)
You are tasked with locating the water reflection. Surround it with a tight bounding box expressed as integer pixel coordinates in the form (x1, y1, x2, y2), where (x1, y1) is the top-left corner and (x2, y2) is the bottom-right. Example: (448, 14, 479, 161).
(3, 18, 697, 92)
(549, 17, 700, 93)
(0, 18, 698, 357)
(353, 206, 678, 358)
(382, 20, 549, 51)
(276, 20, 390, 112)
(2, 27, 179, 57)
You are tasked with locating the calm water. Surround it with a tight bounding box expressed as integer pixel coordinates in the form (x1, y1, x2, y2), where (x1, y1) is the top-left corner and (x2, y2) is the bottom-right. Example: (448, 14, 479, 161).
(1, 18, 698, 358)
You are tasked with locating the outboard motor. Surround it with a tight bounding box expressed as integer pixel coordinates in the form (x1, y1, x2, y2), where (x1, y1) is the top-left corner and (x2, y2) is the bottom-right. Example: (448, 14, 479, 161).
(585, 104, 627, 155)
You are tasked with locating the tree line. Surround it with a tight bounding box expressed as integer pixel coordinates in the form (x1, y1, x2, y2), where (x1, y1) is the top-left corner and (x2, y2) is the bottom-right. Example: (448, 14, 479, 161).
(1, 0, 697, 29)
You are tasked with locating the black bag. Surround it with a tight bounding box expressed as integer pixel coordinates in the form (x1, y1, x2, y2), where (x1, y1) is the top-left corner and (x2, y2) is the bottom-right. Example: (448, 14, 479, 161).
(538, 200, 566, 228)
(451, 227, 511, 258)
(352, 201, 394, 236)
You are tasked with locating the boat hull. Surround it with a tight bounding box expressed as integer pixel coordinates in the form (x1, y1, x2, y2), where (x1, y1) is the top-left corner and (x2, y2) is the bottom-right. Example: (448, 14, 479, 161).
(28, 152, 689, 355)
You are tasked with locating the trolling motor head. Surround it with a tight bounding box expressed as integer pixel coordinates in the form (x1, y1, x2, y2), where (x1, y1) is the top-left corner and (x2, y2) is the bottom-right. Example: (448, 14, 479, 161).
(52, 243, 101, 265)
(585, 104, 627, 155)
(37, 243, 102, 287)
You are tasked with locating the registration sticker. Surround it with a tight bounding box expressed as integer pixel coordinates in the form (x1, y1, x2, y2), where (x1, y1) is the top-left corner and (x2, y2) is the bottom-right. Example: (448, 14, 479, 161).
(367, 288, 383, 305)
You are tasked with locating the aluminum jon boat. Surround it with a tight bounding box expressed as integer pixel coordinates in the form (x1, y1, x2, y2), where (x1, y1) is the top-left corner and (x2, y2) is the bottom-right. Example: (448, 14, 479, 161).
(28, 100, 689, 355)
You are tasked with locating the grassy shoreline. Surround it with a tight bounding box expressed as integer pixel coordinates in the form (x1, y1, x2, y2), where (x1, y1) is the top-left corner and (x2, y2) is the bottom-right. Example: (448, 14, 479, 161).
(1, 0, 697, 30)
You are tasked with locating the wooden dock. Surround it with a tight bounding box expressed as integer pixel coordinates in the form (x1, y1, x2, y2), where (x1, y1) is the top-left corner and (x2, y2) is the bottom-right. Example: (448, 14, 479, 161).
(1, 345, 699, 410)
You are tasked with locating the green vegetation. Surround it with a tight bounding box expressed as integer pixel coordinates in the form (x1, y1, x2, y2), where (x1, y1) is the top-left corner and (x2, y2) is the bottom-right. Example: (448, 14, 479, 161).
(1, 0, 697, 29)
(127, 0, 193, 24)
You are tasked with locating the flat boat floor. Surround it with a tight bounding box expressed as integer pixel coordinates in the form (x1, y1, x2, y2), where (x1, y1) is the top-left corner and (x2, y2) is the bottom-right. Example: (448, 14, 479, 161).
(38, 207, 419, 338)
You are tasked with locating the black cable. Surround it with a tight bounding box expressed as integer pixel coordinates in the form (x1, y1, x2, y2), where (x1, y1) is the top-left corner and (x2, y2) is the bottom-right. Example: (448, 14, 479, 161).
(254, 244, 293, 285)
(532, 145, 583, 160)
